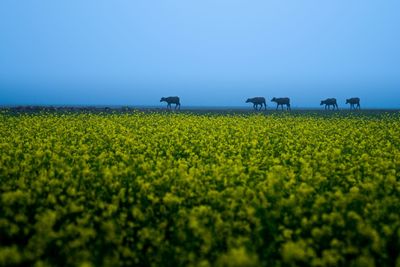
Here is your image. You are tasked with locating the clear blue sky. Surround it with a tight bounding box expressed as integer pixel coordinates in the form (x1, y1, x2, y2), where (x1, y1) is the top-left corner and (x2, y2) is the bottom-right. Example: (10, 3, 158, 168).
(1, 0, 399, 108)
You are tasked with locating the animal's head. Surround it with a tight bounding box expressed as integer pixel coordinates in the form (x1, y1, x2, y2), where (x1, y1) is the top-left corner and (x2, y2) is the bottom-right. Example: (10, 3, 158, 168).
(320, 100, 325, 105)
(271, 97, 276, 102)
(346, 99, 350, 104)
(246, 98, 251, 103)
(160, 97, 166, 102)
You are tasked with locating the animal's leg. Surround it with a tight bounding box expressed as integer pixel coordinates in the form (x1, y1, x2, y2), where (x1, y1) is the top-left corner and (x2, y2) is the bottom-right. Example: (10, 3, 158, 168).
(287, 104, 291, 111)
(264, 102, 267, 110)
(276, 104, 279, 110)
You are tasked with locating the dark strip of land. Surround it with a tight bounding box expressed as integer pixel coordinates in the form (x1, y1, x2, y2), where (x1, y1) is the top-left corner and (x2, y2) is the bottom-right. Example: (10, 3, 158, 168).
(1, 106, 399, 116)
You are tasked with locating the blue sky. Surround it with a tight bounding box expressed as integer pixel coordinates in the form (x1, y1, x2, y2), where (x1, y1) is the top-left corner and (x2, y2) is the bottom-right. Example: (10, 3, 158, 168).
(1, 0, 399, 107)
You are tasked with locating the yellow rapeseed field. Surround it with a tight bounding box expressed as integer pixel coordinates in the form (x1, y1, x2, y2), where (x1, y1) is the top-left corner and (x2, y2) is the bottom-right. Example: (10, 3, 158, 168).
(0, 111, 399, 266)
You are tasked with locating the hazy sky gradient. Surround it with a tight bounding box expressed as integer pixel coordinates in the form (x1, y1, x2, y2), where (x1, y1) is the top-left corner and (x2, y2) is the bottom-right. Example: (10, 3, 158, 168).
(1, 0, 400, 107)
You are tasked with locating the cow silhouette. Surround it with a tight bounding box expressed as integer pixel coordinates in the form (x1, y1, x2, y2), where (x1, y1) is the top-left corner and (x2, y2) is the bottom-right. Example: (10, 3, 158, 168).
(320, 98, 339, 110)
(160, 96, 181, 110)
(246, 97, 266, 111)
(346, 98, 360, 110)
(271, 97, 291, 111)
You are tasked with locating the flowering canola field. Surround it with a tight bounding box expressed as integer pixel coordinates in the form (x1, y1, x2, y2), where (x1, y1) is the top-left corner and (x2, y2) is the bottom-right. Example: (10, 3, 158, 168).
(0, 112, 399, 267)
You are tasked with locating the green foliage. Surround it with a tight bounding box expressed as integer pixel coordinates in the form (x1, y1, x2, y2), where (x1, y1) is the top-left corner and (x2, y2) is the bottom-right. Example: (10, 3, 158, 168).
(0, 112, 399, 266)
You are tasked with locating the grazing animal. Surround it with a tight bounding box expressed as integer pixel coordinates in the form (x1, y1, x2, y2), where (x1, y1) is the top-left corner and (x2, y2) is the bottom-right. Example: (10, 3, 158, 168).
(346, 97, 360, 110)
(320, 98, 339, 110)
(160, 96, 181, 110)
(246, 97, 267, 111)
(271, 97, 291, 111)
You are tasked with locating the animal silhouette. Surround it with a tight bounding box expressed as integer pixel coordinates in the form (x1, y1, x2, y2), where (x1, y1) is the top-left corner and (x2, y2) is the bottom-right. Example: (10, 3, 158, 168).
(271, 97, 291, 111)
(160, 96, 181, 110)
(346, 98, 360, 110)
(320, 98, 339, 110)
(246, 97, 267, 110)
